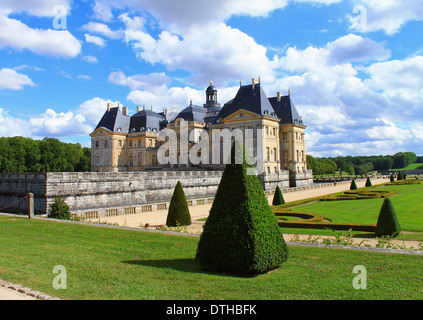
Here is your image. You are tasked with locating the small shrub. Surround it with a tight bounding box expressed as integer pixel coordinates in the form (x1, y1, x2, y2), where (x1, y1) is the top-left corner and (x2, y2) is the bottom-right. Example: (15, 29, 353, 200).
(272, 186, 285, 206)
(350, 179, 358, 190)
(397, 171, 405, 181)
(390, 174, 395, 182)
(48, 196, 71, 220)
(375, 197, 401, 238)
(166, 181, 191, 227)
(365, 177, 372, 187)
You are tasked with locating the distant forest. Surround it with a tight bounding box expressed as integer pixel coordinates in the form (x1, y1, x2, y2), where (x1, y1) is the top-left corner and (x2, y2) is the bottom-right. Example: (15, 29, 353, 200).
(307, 152, 423, 176)
(0, 137, 91, 173)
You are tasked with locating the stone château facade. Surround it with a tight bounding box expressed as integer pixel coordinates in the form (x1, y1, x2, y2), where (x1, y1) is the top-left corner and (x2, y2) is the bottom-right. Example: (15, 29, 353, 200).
(90, 78, 313, 187)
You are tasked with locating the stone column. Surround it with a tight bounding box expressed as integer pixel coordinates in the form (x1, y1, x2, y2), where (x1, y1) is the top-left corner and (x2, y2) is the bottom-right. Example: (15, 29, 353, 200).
(28, 193, 34, 219)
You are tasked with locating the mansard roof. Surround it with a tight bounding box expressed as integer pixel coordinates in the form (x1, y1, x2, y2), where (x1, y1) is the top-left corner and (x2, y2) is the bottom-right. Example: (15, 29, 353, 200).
(172, 103, 207, 123)
(268, 95, 305, 126)
(129, 109, 166, 133)
(95, 107, 130, 133)
(215, 83, 277, 122)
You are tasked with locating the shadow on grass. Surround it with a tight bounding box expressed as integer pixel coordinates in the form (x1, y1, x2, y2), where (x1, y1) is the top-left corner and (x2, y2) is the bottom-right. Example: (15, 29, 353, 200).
(122, 258, 266, 278)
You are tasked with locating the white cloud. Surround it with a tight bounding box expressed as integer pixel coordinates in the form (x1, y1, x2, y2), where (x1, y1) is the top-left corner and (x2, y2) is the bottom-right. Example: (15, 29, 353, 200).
(77, 75, 92, 81)
(0, 68, 35, 90)
(122, 16, 274, 86)
(327, 33, 391, 64)
(81, 21, 123, 39)
(0, 0, 71, 17)
(0, 108, 29, 136)
(82, 55, 98, 63)
(29, 108, 93, 137)
(84, 33, 106, 47)
(347, 0, 423, 35)
(108, 71, 170, 91)
(0, 13, 81, 58)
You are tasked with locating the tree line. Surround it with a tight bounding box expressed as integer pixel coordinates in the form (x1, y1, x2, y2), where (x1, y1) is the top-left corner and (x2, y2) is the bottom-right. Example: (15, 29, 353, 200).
(0, 136, 91, 173)
(307, 152, 420, 176)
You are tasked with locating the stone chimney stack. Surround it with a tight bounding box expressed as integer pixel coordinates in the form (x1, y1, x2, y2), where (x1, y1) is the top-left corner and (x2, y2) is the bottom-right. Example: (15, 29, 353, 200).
(107, 102, 114, 111)
(122, 106, 128, 116)
(137, 106, 142, 112)
(277, 92, 282, 102)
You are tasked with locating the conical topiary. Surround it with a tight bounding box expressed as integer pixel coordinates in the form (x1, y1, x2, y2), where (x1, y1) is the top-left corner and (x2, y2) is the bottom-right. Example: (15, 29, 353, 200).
(397, 171, 405, 181)
(196, 142, 288, 274)
(350, 179, 358, 190)
(390, 174, 395, 182)
(272, 186, 285, 206)
(166, 181, 191, 226)
(365, 177, 372, 187)
(375, 197, 401, 237)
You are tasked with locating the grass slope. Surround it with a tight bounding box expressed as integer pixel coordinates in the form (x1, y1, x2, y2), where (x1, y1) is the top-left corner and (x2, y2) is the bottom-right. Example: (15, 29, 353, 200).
(0, 216, 422, 300)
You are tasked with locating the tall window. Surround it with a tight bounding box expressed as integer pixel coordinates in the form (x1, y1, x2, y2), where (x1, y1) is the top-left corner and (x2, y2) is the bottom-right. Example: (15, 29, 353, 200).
(266, 147, 270, 161)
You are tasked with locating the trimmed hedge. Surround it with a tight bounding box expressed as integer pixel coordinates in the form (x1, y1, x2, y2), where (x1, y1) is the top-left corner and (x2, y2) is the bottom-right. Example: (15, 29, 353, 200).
(272, 186, 285, 206)
(375, 197, 401, 237)
(196, 143, 288, 274)
(365, 177, 372, 187)
(277, 220, 376, 232)
(166, 181, 191, 227)
(350, 179, 358, 190)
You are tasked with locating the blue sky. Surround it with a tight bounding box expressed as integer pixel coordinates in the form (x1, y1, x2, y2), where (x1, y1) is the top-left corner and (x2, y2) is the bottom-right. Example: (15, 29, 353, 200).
(0, 0, 423, 157)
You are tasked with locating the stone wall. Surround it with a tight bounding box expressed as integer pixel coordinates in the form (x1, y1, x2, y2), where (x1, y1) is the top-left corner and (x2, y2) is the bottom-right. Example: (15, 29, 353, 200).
(0, 173, 47, 214)
(0, 170, 313, 217)
(47, 171, 223, 216)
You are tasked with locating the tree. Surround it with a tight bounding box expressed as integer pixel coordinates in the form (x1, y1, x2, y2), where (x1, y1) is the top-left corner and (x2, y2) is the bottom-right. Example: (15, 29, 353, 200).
(166, 181, 191, 226)
(48, 196, 71, 220)
(375, 197, 401, 237)
(365, 177, 372, 187)
(272, 186, 285, 206)
(196, 142, 288, 274)
(390, 174, 395, 182)
(397, 171, 405, 181)
(350, 179, 358, 190)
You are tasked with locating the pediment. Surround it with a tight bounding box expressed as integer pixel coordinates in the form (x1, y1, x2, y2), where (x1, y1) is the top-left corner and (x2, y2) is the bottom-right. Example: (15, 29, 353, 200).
(222, 109, 261, 123)
(90, 127, 112, 136)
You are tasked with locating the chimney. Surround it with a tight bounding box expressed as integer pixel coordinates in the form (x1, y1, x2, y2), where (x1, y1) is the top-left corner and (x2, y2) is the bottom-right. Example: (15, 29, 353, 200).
(276, 92, 282, 102)
(137, 106, 142, 112)
(122, 106, 128, 116)
(107, 102, 114, 111)
(252, 78, 256, 90)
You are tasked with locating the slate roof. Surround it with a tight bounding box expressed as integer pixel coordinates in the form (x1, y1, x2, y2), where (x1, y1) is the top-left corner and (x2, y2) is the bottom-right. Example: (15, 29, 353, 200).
(268, 95, 304, 126)
(129, 109, 166, 133)
(215, 83, 277, 121)
(172, 104, 207, 123)
(95, 107, 130, 133)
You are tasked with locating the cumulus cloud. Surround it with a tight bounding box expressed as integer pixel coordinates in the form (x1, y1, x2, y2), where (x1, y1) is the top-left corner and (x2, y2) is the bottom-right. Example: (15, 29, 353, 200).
(81, 21, 123, 39)
(327, 34, 391, 64)
(122, 16, 274, 86)
(347, 0, 423, 35)
(84, 33, 106, 47)
(0, 0, 71, 17)
(0, 68, 35, 90)
(0, 13, 81, 58)
(108, 71, 171, 91)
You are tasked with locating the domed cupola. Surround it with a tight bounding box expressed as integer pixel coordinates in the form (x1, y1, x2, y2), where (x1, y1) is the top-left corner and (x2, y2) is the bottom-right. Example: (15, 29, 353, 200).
(203, 80, 221, 112)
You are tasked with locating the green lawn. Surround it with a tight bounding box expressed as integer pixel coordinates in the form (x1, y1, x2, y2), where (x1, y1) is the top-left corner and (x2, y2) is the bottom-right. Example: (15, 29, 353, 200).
(289, 183, 423, 241)
(395, 163, 423, 171)
(0, 215, 422, 300)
